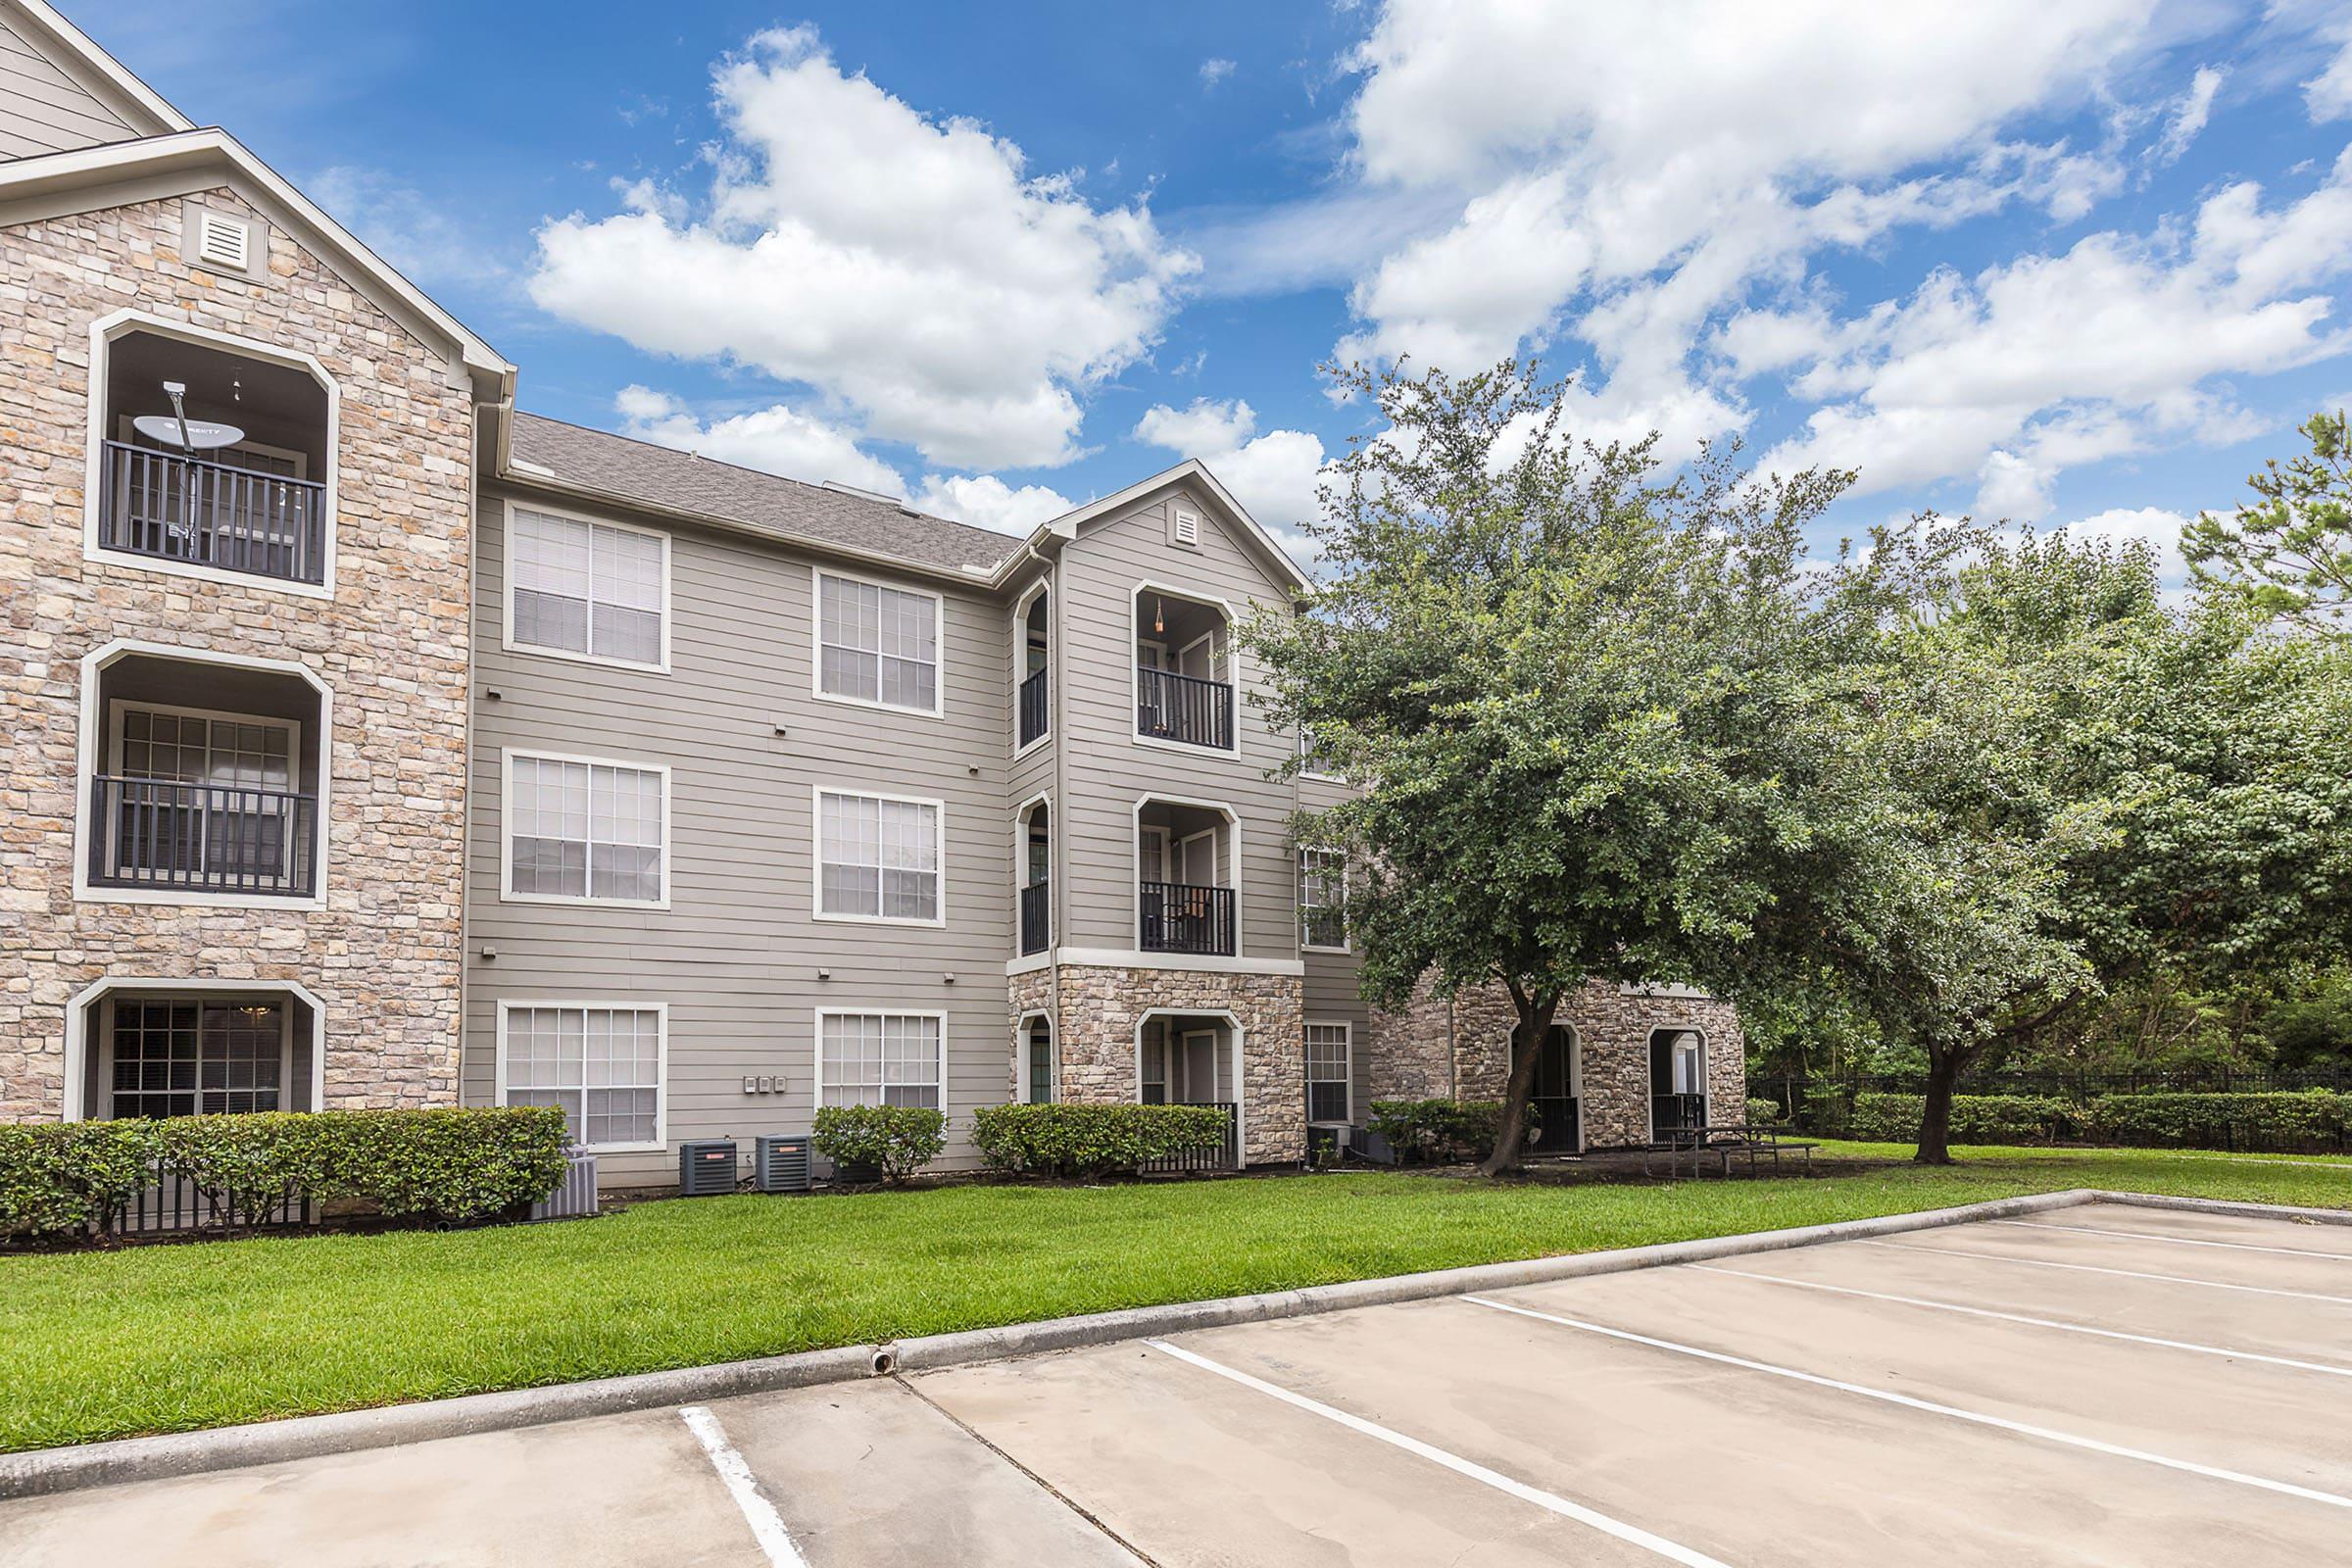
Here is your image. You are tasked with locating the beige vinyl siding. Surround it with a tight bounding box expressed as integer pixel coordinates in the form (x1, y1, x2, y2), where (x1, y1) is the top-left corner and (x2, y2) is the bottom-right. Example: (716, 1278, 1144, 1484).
(1303, 953, 1372, 1121)
(1056, 488, 1301, 958)
(0, 16, 136, 160)
(464, 487, 1013, 1183)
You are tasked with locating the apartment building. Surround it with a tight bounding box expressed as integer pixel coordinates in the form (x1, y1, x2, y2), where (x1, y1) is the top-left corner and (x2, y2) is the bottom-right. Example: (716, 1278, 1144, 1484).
(0, 1, 1742, 1187)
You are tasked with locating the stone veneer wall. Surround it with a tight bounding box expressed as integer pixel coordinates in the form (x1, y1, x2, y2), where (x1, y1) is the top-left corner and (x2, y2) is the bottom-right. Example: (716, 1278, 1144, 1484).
(1014, 963, 1305, 1164)
(0, 188, 475, 1119)
(1366, 978, 1745, 1150)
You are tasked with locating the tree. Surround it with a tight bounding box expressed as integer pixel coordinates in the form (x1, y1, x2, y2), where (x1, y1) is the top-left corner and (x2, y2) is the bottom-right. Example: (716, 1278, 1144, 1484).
(1243, 361, 1946, 1173)
(1860, 533, 2352, 1160)
(2183, 410, 2352, 631)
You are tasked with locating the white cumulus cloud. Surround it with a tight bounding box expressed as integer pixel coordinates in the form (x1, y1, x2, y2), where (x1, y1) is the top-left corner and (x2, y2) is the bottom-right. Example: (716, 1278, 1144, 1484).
(613, 386, 905, 495)
(531, 26, 1197, 471)
(1133, 398, 1331, 546)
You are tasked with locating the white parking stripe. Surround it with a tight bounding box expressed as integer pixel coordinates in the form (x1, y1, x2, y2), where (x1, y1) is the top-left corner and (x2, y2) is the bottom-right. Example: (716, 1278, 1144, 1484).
(1859, 1238, 2352, 1305)
(1142, 1338, 1735, 1568)
(1987, 1217, 2352, 1261)
(1688, 1263, 2352, 1378)
(1459, 1296, 2352, 1511)
(679, 1405, 808, 1568)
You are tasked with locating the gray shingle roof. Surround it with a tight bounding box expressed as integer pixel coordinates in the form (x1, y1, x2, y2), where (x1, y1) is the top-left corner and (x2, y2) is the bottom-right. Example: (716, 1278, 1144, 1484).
(508, 412, 1027, 575)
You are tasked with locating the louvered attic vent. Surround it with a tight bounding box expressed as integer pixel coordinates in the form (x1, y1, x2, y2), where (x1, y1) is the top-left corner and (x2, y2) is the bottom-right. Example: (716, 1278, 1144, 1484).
(1173, 509, 1200, 546)
(195, 212, 251, 271)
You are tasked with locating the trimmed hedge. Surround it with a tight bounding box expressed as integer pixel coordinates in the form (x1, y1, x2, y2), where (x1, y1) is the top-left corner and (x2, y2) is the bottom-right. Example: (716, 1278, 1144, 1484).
(969, 1102, 1230, 1178)
(811, 1104, 947, 1185)
(0, 1107, 570, 1242)
(1848, 1093, 2074, 1144)
(1744, 1097, 1785, 1127)
(2081, 1091, 2345, 1151)
(1366, 1099, 1533, 1163)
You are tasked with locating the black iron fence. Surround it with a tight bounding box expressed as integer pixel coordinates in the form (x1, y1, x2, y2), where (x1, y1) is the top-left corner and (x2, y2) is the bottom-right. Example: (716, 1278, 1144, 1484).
(1019, 879, 1050, 956)
(1136, 665, 1233, 750)
(1017, 667, 1048, 747)
(99, 441, 328, 586)
(1140, 880, 1237, 956)
(109, 1154, 317, 1239)
(1139, 1102, 1239, 1173)
(88, 774, 318, 897)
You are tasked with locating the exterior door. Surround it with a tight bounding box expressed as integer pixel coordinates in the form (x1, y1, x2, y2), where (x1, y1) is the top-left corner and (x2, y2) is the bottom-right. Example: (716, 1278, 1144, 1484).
(1516, 1024, 1582, 1152)
(1649, 1028, 1708, 1136)
(1181, 1029, 1219, 1103)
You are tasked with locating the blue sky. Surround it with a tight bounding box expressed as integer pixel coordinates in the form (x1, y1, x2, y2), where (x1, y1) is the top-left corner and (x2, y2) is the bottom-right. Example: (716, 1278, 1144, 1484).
(82, 0, 2352, 569)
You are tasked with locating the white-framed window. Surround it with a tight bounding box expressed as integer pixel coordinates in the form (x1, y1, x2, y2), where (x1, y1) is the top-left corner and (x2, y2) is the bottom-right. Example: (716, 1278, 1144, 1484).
(1305, 1021, 1351, 1124)
(1298, 726, 1341, 781)
(507, 504, 669, 671)
(817, 1010, 945, 1108)
(815, 789, 944, 924)
(502, 751, 669, 907)
(1299, 848, 1348, 951)
(498, 1002, 665, 1151)
(815, 569, 942, 715)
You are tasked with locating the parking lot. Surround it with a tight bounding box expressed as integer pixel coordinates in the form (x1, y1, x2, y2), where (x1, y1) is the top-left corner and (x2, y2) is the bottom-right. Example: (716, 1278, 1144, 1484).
(7, 1200, 2349, 1566)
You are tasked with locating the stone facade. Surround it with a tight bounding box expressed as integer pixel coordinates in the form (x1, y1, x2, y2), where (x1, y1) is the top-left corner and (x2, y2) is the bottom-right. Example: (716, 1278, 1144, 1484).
(1014, 963, 1306, 1164)
(0, 188, 475, 1119)
(1366, 978, 1746, 1150)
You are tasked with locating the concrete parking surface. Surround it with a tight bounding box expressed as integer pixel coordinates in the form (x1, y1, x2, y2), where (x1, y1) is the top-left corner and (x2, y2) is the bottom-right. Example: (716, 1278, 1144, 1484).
(7, 1200, 2349, 1566)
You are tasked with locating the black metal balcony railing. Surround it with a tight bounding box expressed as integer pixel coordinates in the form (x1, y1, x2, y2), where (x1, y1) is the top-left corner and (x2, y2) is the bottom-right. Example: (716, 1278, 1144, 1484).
(1136, 665, 1233, 750)
(1140, 880, 1237, 956)
(1138, 1102, 1240, 1172)
(88, 775, 318, 897)
(1019, 879, 1051, 956)
(99, 441, 328, 586)
(1017, 667, 1049, 747)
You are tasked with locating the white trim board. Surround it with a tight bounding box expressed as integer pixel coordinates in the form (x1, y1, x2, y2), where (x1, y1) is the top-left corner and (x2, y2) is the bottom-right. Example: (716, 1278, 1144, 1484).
(62, 975, 328, 1122)
(501, 497, 673, 675)
(498, 747, 674, 911)
(493, 998, 670, 1154)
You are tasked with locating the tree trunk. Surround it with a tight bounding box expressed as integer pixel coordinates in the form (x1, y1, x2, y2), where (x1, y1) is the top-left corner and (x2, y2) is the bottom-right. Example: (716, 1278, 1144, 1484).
(1915, 1047, 1964, 1165)
(1479, 986, 1559, 1177)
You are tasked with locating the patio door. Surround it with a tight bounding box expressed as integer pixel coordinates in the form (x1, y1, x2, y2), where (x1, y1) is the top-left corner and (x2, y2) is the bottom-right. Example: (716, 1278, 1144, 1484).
(1513, 1024, 1582, 1152)
(108, 702, 301, 888)
(1649, 1027, 1708, 1136)
(1180, 1028, 1219, 1103)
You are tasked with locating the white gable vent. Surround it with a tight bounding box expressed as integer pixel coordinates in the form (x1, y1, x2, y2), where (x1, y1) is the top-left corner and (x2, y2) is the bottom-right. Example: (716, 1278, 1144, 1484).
(194, 211, 252, 272)
(1173, 509, 1200, 547)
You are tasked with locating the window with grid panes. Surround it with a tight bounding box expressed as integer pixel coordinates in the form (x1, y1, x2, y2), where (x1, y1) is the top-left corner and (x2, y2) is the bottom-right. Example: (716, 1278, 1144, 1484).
(817, 791, 940, 920)
(507, 755, 665, 903)
(503, 1005, 662, 1148)
(817, 572, 939, 711)
(511, 508, 665, 666)
(819, 1013, 942, 1107)
(109, 999, 285, 1118)
(1305, 1023, 1350, 1124)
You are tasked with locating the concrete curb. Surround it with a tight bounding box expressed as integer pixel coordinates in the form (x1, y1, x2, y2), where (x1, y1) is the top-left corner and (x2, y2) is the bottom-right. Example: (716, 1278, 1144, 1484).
(2094, 1191, 2352, 1228)
(2, 1183, 2321, 1500)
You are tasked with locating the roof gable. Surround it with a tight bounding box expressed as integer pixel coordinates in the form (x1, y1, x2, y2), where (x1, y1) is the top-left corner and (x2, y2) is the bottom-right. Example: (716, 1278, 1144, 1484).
(0, 1, 191, 153)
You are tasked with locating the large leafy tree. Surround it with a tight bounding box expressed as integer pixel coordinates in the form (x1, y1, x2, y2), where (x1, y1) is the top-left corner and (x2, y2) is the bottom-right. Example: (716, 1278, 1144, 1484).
(1244, 361, 1952, 1173)
(1862, 535, 2352, 1160)
(2183, 410, 2352, 631)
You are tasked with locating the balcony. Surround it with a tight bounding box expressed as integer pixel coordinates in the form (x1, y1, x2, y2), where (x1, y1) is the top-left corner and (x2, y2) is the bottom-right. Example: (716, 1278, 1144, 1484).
(98, 441, 327, 587)
(1136, 665, 1233, 751)
(1019, 879, 1050, 956)
(1140, 881, 1236, 956)
(88, 775, 319, 897)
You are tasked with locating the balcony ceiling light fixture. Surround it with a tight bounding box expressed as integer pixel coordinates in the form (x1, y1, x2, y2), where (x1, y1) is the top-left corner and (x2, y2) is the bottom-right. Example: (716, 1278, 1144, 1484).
(1154, 595, 1165, 636)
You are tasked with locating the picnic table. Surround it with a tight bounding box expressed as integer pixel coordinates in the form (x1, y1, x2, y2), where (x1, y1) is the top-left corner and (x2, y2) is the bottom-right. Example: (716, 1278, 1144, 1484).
(1641, 1122, 1817, 1178)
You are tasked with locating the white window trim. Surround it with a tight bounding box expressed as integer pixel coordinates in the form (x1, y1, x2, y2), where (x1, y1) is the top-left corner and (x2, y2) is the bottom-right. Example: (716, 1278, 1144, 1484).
(812, 785, 949, 928)
(81, 309, 340, 601)
(63, 976, 328, 1122)
(1304, 1018, 1353, 1126)
(1016, 1008, 1055, 1103)
(499, 747, 673, 910)
(811, 564, 947, 720)
(494, 999, 670, 1153)
(812, 1007, 950, 1112)
(1298, 726, 1343, 783)
(1130, 1007, 1246, 1166)
(1129, 577, 1241, 758)
(1298, 847, 1350, 954)
(71, 640, 333, 910)
(1644, 1022, 1711, 1143)
(500, 498, 673, 675)
(1013, 790, 1052, 957)
(1011, 576, 1051, 759)
(1131, 793, 1242, 954)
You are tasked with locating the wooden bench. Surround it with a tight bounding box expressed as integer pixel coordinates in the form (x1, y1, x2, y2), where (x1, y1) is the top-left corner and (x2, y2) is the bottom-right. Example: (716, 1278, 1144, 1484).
(1642, 1123, 1817, 1178)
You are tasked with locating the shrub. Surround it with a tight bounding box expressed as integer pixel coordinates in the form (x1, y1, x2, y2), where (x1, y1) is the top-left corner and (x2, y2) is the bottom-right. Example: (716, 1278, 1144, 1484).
(0, 1107, 570, 1243)
(1365, 1100, 1532, 1163)
(812, 1104, 948, 1184)
(1744, 1097, 1785, 1126)
(969, 1103, 1230, 1178)
(2081, 1091, 2345, 1151)
(1847, 1093, 2074, 1144)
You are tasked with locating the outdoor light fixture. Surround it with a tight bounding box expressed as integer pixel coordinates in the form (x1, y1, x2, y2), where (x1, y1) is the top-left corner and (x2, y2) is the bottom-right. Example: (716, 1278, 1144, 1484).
(1154, 595, 1165, 635)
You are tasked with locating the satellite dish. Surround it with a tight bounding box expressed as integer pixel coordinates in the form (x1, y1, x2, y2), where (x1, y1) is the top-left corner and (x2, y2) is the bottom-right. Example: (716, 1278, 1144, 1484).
(133, 415, 245, 451)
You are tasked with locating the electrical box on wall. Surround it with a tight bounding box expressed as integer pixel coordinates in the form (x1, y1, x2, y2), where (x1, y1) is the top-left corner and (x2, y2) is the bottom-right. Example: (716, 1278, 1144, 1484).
(741, 1075, 787, 1096)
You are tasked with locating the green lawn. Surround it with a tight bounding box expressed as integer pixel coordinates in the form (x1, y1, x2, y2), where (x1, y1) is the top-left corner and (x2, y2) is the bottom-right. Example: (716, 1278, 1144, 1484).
(2, 1143, 2344, 1453)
